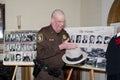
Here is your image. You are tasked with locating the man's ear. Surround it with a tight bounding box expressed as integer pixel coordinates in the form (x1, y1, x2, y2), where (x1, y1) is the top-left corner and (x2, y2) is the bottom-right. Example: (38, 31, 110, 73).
(51, 18, 54, 23)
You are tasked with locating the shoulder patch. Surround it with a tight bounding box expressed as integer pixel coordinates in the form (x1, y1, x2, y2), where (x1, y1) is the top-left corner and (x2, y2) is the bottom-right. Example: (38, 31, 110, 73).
(37, 33, 43, 43)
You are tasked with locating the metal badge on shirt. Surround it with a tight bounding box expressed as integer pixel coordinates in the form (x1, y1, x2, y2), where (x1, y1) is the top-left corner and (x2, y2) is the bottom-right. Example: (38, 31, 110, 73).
(37, 33, 43, 43)
(62, 34, 67, 41)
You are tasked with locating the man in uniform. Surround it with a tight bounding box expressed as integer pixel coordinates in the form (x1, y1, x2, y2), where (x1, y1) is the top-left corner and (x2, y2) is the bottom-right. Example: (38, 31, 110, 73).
(34, 9, 78, 80)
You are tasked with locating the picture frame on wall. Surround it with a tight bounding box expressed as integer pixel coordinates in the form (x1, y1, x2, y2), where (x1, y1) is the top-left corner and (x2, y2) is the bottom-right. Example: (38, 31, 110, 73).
(0, 3, 5, 53)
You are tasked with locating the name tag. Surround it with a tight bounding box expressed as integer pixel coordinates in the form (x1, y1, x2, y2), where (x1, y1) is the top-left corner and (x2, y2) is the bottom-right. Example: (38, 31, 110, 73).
(49, 39, 54, 41)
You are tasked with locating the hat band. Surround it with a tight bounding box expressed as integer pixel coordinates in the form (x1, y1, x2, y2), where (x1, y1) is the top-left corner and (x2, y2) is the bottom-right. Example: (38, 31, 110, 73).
(66, 55, 83, 62)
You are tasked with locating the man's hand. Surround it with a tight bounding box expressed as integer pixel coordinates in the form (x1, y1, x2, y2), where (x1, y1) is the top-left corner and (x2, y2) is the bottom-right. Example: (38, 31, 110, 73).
(59, 38, 78, 50)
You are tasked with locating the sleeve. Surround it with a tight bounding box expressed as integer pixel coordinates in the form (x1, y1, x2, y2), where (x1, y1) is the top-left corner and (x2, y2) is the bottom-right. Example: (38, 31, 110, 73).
(105, 37, 115, 61)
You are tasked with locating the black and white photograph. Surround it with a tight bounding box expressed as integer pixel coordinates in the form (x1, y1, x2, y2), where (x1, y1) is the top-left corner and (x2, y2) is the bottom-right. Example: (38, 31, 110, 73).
(104, 36, 111, 44)
(96, 35, 103, 44)
(4, 31, 37, 42)
(70, 35, 76, 43)
(3, 52, 36, 65)
(86, 57, 97, 67)
(89, 35, 95, 44)
(82, 35, 88, 43)
(3, 30, 37, 65)
(76, 35, 81, 43)
(96, 57, 106, 68)
(65, 27, 115, 69)
(15, 53, 22, 61)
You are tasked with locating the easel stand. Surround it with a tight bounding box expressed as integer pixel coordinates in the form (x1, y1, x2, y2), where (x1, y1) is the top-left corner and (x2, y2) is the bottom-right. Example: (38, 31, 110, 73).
(66, 68, 73, 80)
(12, 65, 18, 80)
(90, 69, 94, 80)
(3, 62, 34, 80)
(66, 64, 106, 80)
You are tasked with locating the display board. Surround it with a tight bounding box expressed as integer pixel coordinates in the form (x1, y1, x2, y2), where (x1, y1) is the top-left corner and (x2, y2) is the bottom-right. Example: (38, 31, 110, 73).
(65, 26, 115, 69)
(3, 30, 37, 65)
(3, 27, 116, 69)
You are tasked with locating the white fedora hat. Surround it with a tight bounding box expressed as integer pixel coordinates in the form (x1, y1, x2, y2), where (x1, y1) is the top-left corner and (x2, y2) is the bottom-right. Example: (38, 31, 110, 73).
(62, 47, 88, 64)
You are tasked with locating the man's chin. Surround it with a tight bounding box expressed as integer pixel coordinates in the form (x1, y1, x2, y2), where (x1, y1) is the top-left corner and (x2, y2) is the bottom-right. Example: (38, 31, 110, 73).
(56, 30, 62, 33)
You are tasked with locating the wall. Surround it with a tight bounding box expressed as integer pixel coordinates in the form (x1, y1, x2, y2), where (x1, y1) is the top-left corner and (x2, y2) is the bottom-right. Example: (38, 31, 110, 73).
(0, 0, 114, 29)
(80, 0, 114, 26)
(80, 0, 102, 26)
(102, 0, 114, 25)
(4, 0, 81, 30)
(0, 0, 4, 3)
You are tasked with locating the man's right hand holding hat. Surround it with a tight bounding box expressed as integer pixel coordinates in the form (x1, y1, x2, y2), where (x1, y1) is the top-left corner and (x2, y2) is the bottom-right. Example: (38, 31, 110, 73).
(59, 38, 78, 50)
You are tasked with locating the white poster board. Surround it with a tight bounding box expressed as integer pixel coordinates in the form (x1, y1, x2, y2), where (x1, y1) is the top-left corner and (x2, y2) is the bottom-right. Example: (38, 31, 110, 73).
(3, 30, 37, 65)
(65, 26, 115, 69)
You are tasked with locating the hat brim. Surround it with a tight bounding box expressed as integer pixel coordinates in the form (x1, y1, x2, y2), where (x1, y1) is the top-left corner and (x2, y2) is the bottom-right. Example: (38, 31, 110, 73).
(62, 52, 88, 64)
